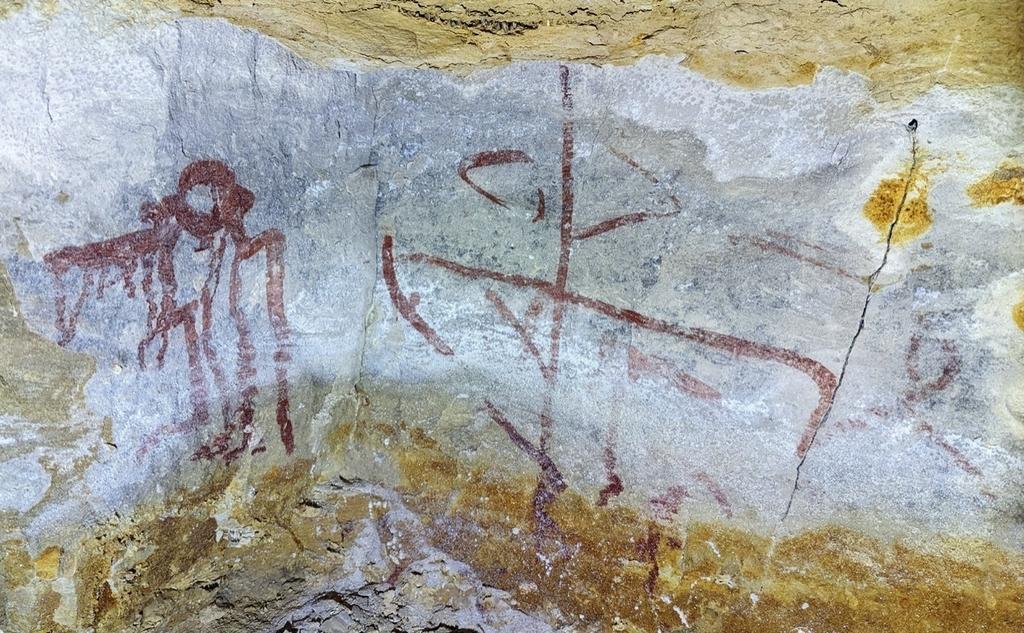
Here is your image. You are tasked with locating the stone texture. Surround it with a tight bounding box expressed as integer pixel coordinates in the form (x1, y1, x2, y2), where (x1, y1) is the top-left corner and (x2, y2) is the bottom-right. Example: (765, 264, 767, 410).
(122, 0, 1024, 102)
(0, 3, 1023, 632)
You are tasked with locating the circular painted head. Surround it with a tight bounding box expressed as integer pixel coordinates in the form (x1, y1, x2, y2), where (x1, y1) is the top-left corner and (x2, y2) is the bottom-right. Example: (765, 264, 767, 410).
(173, 160, 253, 239)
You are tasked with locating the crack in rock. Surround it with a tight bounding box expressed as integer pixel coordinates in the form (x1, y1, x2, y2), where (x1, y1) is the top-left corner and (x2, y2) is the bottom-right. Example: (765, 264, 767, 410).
(780, 123, 920, 523)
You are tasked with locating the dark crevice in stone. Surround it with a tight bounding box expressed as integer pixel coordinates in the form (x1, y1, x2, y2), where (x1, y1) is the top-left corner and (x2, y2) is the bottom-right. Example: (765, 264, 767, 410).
(780, 122, 920, 523)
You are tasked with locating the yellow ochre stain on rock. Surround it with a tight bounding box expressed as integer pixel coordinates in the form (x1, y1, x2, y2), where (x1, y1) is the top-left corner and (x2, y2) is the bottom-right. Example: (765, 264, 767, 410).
(15, 384, 1024, 632)
(0, 1, 25, 20)
(33, 546, 61, 580)
(107, 0, 1024, 102)
(391, 431, 1024, 632)
(1013, 298, 1024, 331)
(968, 159, 1024, 207)
(0, 261, 95, 424)
(863, 160, 932, 244)
(334, 385, 1024, 633)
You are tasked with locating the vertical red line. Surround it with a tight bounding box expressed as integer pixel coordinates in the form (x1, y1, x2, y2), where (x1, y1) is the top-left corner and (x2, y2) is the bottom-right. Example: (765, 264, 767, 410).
(548, 64, 575, 380)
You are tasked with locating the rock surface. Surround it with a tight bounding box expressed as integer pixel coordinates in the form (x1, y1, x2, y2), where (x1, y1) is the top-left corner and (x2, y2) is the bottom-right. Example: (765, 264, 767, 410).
(0, 2, 1023, 632)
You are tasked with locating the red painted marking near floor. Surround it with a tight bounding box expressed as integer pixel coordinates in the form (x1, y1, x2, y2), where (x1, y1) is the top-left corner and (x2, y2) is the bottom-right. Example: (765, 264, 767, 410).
(485, 400, 568, 538)
(694, 471, 733, 518)
(597, 428, 624, 506)
(484, 400, 566, 493)
(636, 522, 661, 594)
(650, 485, 690, 520)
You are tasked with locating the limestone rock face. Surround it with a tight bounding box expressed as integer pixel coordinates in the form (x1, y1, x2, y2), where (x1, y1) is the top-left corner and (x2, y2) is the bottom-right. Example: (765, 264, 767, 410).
(1, 3, 1023, 633)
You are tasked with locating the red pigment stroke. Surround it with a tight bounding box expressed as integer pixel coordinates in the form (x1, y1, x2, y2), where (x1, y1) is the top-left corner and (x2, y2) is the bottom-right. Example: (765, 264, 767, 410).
(458, 150, 533, 208)
(485, 289, 554, 382)
(381, 235, 454, 356)
(627, 345, 721, 401)
(608, 146, 683, 212)
(573, 149, 682, 241)
(636, 522, 660, 594)
(917, 422, 982, 476)
(597, 424, 623, 506)
(547, 64, 576, 381)
(45, 160, 294, 460)
(575, 211, 679, 241)
(766, 229, 828, 255)
(458, 150, 545, 221)
(532, 189, 546, 222)
(902, 335, 980, 477)
(575, 148, 682, 242)
(138, 299, 209, 429)
(650, 485, 690, 520)
(396, 247, 838, 458)
(484, 400, 566, 493)
(694, 471, 733, 518)
(485, 400, 567, 537)
(46, 228, 173, 346)
(728, 234, 861, 282)
(904, 335, 960, 404)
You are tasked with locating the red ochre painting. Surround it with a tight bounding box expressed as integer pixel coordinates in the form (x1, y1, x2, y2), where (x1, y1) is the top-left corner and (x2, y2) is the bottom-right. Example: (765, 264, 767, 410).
(43, 161, 293, 461)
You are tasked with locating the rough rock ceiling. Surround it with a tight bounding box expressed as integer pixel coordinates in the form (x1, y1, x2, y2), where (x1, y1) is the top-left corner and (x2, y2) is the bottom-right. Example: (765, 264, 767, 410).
(134, 0, 1024, 100)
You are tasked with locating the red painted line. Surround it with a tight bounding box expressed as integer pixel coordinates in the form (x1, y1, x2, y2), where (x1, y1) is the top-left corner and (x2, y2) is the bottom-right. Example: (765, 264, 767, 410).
(627, 345, 721, 401)
(485, 289, 554, 382)
(650, 485, 689, 520)
(548, 65, 576, 379)
(574, 211, 678, 241)
(607, 147, 682, 212)
(457, 149, 533, 208)
(917, 422, 982, 476)
(597, 426, 624, 506)
(694, 471, 733, 518)
(400, 249, 837, 457)
(728, 234, 861, 282)
(532, 188, 546, 222)
(766, 229, 829, 255)
(637, 522, 660, 594)
(381, 235, 455, 356)
(484, 400, 566, 492)
(904, 336, 960, 403)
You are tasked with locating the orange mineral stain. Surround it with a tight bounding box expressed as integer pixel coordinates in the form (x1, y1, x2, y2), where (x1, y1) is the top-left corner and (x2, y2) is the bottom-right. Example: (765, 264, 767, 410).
(1013, 298, 1024, 331)
(967, 160, 1024, 207)
(33, 546, 61, 580)
(863, 162, 932, 244)
(22, 393, 1024, 633)
(321, 387, 1024, 633)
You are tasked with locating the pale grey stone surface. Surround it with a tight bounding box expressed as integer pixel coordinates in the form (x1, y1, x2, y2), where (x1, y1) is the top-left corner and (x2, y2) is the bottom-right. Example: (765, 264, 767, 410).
(1, 11, 1021, 542)
(0, 9, 1023, 631)
(0, 456, 50, 513)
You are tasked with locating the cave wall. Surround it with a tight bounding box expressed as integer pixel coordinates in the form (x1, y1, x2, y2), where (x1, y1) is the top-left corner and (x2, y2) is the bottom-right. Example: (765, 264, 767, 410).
(1, 2, 1023, 632)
